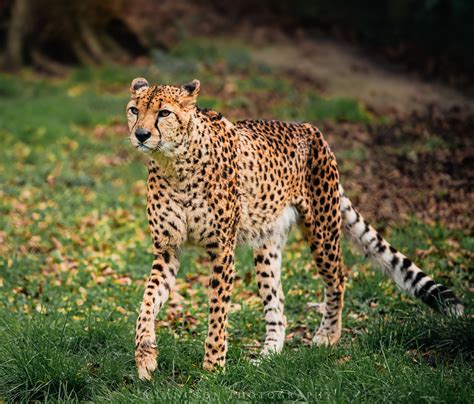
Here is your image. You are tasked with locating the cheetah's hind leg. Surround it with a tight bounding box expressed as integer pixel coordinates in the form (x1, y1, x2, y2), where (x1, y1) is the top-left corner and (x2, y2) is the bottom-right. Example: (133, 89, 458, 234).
(299, 161, 346, 347)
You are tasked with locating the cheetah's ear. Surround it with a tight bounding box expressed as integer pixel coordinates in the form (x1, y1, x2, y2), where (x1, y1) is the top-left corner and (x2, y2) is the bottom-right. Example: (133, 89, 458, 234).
(130, 77, 149, 95)
(181, 79, 200, 105)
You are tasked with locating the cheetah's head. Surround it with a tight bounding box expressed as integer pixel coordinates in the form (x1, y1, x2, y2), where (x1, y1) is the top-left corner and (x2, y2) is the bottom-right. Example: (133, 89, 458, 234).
(126, 77, 200, 156)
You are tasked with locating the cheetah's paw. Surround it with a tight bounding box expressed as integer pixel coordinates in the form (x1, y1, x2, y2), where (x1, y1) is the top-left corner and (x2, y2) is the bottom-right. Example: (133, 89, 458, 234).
(312, 332, 340, 347)
(135, 340, 157, 380)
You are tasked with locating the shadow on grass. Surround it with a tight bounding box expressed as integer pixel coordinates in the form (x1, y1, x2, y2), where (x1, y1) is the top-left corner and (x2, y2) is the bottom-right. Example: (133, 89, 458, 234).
(362, 310, 474, 360)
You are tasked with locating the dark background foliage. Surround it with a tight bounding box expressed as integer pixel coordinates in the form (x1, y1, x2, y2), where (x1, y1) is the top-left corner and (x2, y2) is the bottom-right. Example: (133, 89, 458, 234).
(1, 0, 473, 87)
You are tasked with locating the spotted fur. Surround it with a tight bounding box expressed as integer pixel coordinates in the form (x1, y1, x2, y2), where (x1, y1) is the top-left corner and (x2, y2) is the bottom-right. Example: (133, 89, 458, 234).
(126, 78, 464, 380)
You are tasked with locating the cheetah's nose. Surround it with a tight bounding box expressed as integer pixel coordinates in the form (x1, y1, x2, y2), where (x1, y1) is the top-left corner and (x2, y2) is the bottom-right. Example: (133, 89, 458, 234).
(135, 128, 151, 143)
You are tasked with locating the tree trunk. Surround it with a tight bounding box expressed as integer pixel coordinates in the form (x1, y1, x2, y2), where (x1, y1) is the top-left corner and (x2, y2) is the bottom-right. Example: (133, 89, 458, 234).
(4, 0, 29, 68)
(79, 21, 110, 64)
(31, 50, 69, 75)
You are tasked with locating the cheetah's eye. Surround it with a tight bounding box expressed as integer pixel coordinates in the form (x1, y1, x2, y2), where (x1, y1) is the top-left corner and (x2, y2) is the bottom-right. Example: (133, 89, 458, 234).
(129, 107, 139, 115)
(158, 109, 172, 118)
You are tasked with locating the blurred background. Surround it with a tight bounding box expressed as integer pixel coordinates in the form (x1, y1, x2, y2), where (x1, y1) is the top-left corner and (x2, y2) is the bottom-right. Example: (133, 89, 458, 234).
(1, 0, 474, 84)
(1, 0, 474, 80)
(0, 1, 473, 401)
(1, 0, 472, 227)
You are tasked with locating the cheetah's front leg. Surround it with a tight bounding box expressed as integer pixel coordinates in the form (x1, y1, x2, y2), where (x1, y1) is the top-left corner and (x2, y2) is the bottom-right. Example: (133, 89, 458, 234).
(203, 243, 236, 371)
(254, 242, 287, 355)
(135, 248, 179, 380)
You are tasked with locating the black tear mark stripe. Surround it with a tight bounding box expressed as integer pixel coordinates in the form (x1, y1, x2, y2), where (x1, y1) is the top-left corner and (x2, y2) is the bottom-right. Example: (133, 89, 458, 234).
(131, 117, 138, 133)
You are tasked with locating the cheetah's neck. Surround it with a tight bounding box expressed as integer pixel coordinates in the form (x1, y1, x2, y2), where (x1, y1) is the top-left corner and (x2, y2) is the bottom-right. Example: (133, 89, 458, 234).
(150, 151, 177, 178)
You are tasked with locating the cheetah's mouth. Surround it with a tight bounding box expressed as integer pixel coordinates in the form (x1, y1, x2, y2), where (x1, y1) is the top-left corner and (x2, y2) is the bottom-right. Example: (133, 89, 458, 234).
(137, 144, 153, 153)
(135, 141, 176, 156)
(136, 141, 166, 154)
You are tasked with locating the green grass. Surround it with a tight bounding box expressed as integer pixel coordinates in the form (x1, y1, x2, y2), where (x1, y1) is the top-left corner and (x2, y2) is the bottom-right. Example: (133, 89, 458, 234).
(274, 93, 374, 124)
(0, 41, 472, 402)
(170, 37, 252, 71)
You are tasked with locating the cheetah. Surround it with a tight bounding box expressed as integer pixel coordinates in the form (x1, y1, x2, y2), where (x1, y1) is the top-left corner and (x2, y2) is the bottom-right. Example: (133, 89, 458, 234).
(126, 77, 464, 380)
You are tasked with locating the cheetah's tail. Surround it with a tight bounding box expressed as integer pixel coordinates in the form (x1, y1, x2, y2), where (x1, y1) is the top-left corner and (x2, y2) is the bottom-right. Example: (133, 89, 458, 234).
(339, 185, 464, 316)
